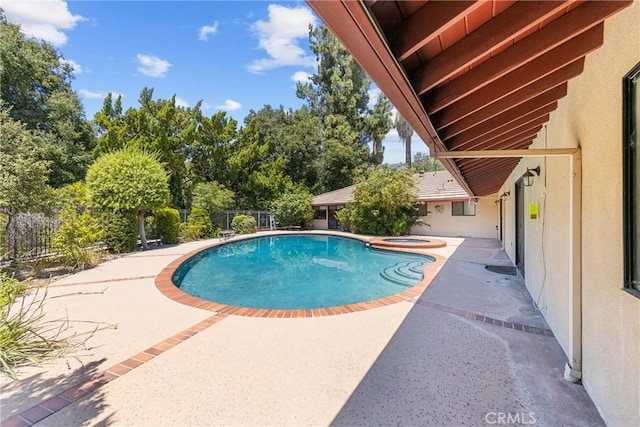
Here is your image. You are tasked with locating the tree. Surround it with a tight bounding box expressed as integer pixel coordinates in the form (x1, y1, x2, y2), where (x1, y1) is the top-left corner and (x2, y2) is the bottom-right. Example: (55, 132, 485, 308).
(0, 108, 52, 232)
(93, 88, 201, 208)
(270, 187, 314, 228)
(395, 113, 414, 167)
(185, 110, 237, 187)
(413, 152, 446, 172)
(227, 115, 293, 210)
(192, 181, 235, 225)
(238, 105, 321, 191)
(0, 14, 95, 186)
(86, 148, 169, 250)
(366, 94, 393, 165)
(336, 166, 418, 236)
(296, 24, 373, 192)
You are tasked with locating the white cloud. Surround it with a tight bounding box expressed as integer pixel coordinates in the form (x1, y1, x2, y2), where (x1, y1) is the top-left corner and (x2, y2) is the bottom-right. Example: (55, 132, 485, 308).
(78, 89, 104, 99)
(216, 100, 242, 111)
(78, 90, 123, 100)
(201, 102, 214, 110)
(136, 54, 171, 78)
(368, 88, 382, 107)
(291, 71, 311, 83)
(2, 0, 84, 46)
(198, 22, 219, 41)
(60, 58, 82, 74)
(175, 97, 190, 108)
(247, 4, 317, 74)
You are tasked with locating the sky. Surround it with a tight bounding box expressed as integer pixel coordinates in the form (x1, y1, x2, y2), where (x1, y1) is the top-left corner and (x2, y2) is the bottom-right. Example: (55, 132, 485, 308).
(3, 0, 429, 164)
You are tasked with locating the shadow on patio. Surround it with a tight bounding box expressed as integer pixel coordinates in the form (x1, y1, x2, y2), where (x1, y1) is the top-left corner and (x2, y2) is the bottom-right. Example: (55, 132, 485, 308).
(331, 238, 603, 426)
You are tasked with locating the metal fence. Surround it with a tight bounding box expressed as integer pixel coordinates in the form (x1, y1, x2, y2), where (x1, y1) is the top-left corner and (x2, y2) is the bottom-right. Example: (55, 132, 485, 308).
(1, 213, 60, 263)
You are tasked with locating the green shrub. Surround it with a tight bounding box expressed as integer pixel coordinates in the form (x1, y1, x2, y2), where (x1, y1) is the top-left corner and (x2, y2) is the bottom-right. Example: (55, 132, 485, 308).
(0, 273, 27, 309)
(231, 214, 256, 235)
(98, 210, 137, 253)
(270, 188, 313, 228)
(339, 166, 419, 236)
(184, 208, 213, 241)
(0, 274, 66, 379)
(53, 207, 103, 271)
(154, 208, 180, 244)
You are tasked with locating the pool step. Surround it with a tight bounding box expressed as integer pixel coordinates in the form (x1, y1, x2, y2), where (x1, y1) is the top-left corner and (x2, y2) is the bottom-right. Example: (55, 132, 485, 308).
(380, 261, 426, 287)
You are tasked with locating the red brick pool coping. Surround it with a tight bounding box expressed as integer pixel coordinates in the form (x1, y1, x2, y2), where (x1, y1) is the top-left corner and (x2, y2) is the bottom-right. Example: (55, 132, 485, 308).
(154, 232, 447, 318)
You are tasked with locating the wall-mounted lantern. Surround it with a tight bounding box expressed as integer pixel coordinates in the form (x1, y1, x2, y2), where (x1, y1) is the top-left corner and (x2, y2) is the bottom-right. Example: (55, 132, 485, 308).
(523, 166, 541, 187)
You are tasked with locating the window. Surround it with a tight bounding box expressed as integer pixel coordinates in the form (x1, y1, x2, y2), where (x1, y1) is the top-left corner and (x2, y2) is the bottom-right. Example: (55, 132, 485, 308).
(313, 208, 327, 220)
(418, 203, 428, 216)
(623, 61, 640, 297)
(452, 201, 476, 216)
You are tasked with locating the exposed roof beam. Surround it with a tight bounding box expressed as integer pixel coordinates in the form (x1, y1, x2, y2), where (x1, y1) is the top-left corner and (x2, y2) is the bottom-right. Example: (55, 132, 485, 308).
(390, 1, 480, 62)
(423, 1, 630, 111)
(438, 148, 580, 158)
(451, 117, 548, 151)
(439, 85, 566, 137)
(411, 1, 572, 96)
(427, 25, 602, 115)
(458, 134, 539, 167)
(459, 143, 539, 179)
(428, 15, 608, 112)
(464, 161, 521, 182)
(460, 159, 521, 177)
(447, 104, 556, 150)
(434, 60, 582, 128)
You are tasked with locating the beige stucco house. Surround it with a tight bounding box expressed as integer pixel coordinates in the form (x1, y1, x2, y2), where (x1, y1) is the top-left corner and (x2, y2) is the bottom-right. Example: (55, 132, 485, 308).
(308, 1, 640, 425)
(312, 170, 498, 239)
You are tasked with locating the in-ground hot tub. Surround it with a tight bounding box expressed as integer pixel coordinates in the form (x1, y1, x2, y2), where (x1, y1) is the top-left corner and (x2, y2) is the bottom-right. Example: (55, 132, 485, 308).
(368, 236, 447, 249)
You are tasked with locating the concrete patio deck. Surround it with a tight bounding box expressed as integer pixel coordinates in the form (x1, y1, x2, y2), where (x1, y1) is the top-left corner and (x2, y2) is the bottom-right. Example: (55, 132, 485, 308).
(0, 233, 604, 426)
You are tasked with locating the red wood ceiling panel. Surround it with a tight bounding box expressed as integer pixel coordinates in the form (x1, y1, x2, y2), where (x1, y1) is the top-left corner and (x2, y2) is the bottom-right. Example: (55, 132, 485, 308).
(433, 60, 583, 128)
(438, 84, 567, 137)
(390, 1, 478, 62)
(411, 1, 572, 96)
(426, 25, 603, 115)
(448, 104, 556, 150)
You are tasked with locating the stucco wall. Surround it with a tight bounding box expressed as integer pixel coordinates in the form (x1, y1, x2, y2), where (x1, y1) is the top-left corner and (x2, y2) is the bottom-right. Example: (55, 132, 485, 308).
(411, 197, 498, 239)
(499, 3, 640, 425)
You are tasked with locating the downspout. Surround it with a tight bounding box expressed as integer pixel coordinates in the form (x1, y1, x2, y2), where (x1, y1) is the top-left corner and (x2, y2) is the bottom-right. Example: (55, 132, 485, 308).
(565, 151, 583, 382)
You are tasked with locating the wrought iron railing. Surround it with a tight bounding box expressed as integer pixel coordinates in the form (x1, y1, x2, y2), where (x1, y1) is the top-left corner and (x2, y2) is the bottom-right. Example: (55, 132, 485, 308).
(0, 213, 61, 263)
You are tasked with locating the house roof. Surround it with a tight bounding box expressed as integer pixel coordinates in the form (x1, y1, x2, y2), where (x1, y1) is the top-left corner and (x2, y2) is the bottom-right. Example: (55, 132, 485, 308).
(312, 170, 470, 206)
(306, 0, 632, 196)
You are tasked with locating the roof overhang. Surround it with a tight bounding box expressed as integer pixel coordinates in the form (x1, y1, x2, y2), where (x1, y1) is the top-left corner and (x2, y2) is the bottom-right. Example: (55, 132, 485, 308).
(307, 0, 631, 196)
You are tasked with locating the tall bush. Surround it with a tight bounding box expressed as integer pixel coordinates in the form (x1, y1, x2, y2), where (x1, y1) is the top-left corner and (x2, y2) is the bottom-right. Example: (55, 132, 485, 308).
(53, 182, 102, 270)
(98, 210, 137, 253)
(270, 188, 313, 228)
(53, 208, 102, 270)
(338, 166, 418, 236)
(184, 208, 213, 241)
(231, 214, 256, 235)
(154, 208, 180, 244)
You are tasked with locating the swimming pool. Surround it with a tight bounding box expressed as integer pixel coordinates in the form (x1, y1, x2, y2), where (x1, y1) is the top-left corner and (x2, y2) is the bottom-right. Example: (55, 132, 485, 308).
(172, 234, 435, 310)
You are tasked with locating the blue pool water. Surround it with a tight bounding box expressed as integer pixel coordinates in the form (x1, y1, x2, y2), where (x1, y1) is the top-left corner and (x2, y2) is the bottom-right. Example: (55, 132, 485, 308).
(172, 234, 434, 309)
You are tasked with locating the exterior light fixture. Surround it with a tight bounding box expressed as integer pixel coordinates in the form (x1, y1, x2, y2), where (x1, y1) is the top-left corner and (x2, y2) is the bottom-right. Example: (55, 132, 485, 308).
(523, 166, 540, 187)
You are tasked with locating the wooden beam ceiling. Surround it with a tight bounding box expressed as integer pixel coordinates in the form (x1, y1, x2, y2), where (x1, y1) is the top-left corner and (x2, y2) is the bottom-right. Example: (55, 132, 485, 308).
(307, 0, 633, 196)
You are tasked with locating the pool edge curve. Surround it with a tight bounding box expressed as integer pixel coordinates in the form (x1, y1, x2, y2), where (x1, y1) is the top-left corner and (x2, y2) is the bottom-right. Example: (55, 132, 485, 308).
(155, 231, 446, 318)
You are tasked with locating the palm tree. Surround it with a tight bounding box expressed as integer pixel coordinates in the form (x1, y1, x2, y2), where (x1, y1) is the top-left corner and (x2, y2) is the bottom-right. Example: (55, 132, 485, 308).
(394, 113, 413, 167)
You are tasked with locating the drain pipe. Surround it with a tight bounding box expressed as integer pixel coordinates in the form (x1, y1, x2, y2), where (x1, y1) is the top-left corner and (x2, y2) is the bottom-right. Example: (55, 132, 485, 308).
(564, 151, 582, 383)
